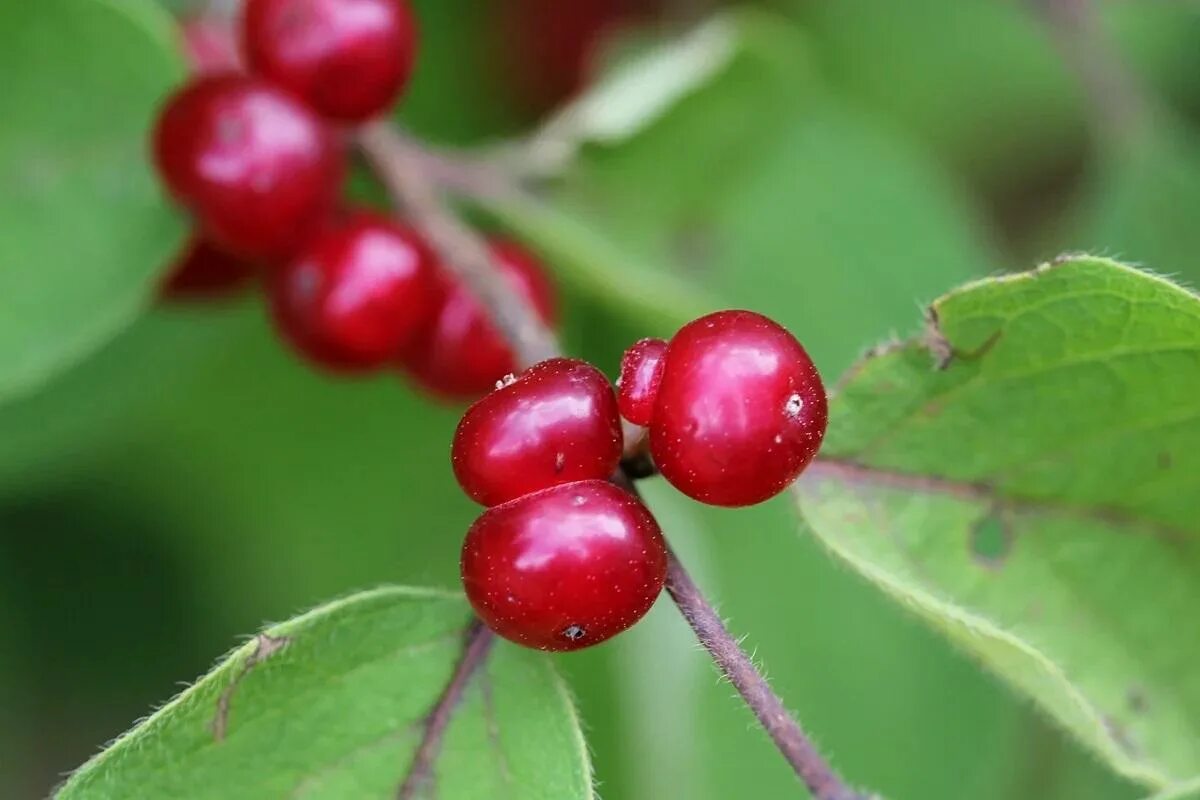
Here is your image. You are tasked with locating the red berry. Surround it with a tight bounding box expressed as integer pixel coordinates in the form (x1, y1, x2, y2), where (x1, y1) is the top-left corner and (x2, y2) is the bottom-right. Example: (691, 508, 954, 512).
(650, 310, 827, 507)
(617, 337, 667, 427)
(181, 16, 241, 74)
(242, 0, 417, 122)
(161, 235, 256, 300)
(452, 358, 622, 507)
(401, 240, 556, 400)
(153, 74, 343, 261)
(461, 480, 666, 651)
(269, 212, 436, 371)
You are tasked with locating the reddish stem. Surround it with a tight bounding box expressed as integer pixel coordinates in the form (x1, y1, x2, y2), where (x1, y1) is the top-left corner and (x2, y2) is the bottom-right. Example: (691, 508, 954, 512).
(397, 620, 496, 800)
(363, 124, 874, 800)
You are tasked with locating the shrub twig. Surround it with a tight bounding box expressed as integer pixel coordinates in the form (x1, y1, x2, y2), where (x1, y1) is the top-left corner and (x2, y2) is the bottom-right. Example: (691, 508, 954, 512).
(360, 122, 873, 800)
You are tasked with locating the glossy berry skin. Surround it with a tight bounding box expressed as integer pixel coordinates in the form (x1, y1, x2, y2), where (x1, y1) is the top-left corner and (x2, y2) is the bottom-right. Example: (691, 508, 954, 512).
(453, 358, 622, 507)
(401, 240, 556, 401)
(242, 0, 417, 122)
(269, 213, 435, 371)
(461, 480, 666, 651)
(153, 74, 343, 261)
(161, 236, 256, 299)
(617, 337, 667, 426)
(650, 310, 827, 507)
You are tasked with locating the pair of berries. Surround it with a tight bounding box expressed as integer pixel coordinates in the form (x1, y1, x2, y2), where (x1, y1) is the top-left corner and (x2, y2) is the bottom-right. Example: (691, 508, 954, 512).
(455, 312, 827, 651)
(155, 1, 556, 398)
(618, 310, 828, 507)
(271, 221, 556, 397)
(160, 0, 414, 266)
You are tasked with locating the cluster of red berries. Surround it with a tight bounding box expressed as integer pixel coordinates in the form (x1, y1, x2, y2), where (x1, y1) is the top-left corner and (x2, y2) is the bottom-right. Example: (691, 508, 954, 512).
(152, 3, 829, 655)
(455, 311, 827, 651)
(154, 1, 555, 399)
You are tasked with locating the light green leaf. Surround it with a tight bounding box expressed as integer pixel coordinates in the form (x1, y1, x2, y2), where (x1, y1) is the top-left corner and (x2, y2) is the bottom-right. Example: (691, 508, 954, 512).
(0, 0, 186, 405)
(1147, 778, 1200, 800)
(795, 256, 1200, 789)
(58, 587, 592, 800)
(529, 16, 738, 165)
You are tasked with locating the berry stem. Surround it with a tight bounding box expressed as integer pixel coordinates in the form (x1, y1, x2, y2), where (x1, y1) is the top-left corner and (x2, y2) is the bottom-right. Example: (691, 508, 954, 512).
(662, 543, 868, 800)
(613, 474, 869, 800)
(362, 121, 874, 799)
(358, 122, 560, 367)
(397, 619, 496, 800)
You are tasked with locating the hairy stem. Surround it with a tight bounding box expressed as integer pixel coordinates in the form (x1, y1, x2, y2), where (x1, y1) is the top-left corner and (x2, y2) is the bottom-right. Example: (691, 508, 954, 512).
(612, 472, 869, 800)
(397, 620, 496, 800)
(364, 123, 872, 799)
(664, 545, 867, 800)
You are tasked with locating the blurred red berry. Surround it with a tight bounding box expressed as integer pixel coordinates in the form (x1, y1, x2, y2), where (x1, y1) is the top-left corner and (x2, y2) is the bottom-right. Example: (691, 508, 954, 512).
(494, 0, 652, 113)
(401, 240, 556, 401)
(161, 235, 256, 300)
(242, 0, 417, 122)
(153, 74, 343, 262)
(269, 212, 436, 371)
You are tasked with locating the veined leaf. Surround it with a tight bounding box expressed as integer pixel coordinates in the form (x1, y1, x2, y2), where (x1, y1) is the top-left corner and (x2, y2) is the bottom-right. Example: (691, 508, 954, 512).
(59, 587, 592, 800)
(796, 256, 1200, 789)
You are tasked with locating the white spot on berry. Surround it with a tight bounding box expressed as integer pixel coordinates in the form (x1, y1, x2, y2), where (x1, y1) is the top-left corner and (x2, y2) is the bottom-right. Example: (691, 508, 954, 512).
(562, 625, 586, 641)
(495, 373, 517, 390)
(784, 393, 804, 417)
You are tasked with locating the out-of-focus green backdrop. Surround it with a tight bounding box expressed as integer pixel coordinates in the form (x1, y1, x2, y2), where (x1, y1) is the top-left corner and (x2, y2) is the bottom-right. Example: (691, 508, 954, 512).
(2, 0, 1198, 797)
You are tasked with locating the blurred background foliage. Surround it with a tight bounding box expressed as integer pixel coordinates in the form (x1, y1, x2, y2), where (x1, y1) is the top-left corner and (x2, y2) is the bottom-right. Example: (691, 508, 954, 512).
(1, 0, 1198, 797)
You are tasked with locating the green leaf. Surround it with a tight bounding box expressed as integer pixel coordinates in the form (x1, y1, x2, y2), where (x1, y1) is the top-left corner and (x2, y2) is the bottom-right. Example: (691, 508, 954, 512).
(58, 587, 592, 800)
(1147, 778, 1200, 800)
(483, 10, 998, 371)
(795, 256, 1200, 789)
(0, 303, 1130, 800)
(526, 16, 740, 161)
(0, 0, 186, 405)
